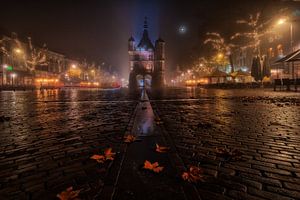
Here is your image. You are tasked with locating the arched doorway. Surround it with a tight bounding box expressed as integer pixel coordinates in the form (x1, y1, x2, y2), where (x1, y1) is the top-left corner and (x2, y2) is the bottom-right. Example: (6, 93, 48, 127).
(136, 74, 152, 88)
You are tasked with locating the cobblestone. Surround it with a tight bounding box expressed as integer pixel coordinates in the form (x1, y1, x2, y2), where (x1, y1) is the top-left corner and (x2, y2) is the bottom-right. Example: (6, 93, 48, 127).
(0, 89, 138, 199)
(150, 88, 300, 200)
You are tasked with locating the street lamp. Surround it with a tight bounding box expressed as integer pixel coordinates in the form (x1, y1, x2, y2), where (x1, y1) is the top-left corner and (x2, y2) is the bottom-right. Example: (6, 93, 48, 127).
(277, 18, 287, 25)
(71, 64, 77, 69)
(277, 17, 296, 80)
(277, 18, 294, 51)
(217, 53, 224, 59)
(14, 48, 22, 54)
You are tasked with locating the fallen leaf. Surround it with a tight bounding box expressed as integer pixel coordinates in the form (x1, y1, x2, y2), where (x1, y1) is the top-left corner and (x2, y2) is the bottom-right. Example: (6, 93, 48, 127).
(57, 187, 80, 200)
(215, 147, 243, 161)
(182, 172, 190, 181)
(230, 149, 243, 160)
(143, 160, 164, 173)
(182, 166, 204, 183)
(104, 148, 116, 161)
(90, 154, 105, 163)
(155, 143, 170, 153)
(124, 135, 136, 143)
(90, 148, 116, 163)
(215, 147, 231, 158)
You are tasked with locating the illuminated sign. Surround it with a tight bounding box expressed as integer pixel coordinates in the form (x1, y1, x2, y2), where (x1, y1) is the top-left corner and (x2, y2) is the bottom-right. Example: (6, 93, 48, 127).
(6, 66, 13, 71)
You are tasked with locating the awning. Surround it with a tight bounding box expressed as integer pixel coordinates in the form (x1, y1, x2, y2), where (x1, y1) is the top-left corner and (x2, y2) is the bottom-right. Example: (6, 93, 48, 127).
(231, 69, 251, 77)
(274, 49, 300, 63)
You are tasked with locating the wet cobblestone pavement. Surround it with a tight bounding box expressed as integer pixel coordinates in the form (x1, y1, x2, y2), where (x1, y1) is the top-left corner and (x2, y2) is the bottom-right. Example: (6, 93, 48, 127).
(149, 88, 300, 200)
(1, 87, 300, 200)
(0, 89, 138, 199)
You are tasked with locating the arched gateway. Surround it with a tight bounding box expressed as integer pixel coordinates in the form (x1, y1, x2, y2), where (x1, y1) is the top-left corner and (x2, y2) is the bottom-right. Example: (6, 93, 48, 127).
(128, 17, 165, 89)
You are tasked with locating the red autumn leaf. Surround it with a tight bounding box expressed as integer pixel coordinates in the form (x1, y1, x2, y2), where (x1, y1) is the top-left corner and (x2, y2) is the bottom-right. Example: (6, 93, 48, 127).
(57, 187, 80, 200)
(90, 148, 116, 163)
(90, 154, 106, 163)
(124, 135, 136, 143)
(155, 143, 170, 153)
(182, 166, 204, 183)
(104, 148, 116, 161)
(182, 172, 190, 181)
(143, 160, 164, 173)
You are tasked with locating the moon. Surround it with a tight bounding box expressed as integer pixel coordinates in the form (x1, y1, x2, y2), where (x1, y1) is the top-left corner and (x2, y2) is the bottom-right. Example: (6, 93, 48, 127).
(178, 25, 187, 34)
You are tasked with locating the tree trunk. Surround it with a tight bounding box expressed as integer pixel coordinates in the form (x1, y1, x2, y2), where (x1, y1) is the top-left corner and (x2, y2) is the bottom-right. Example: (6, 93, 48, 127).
(229, 54, 235, 83)
(229, 54, 234, 73)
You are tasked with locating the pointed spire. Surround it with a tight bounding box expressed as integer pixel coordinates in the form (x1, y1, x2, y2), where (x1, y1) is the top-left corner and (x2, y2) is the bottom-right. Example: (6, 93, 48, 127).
(144, 16, 148, 30)
(137, 16, 154, 50)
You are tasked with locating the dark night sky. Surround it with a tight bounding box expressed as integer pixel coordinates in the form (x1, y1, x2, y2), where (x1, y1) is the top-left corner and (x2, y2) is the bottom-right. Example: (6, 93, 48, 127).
(0, 0, 298, 78)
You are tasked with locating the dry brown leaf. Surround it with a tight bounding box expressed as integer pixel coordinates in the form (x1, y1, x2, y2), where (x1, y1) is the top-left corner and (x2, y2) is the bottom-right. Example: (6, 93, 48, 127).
(104, 148, 116, 161)
(57, 187, 80, 200)
(124, 135, 136, 143)
(215, 147, 243, 161)
(90, 148, 116, 163)
(182, 166, 204, 183)
(216, 147, 231, 157)
(143, 160, 164, 173)
(155, 143, 170, 153)
(90, 154, 105, 163)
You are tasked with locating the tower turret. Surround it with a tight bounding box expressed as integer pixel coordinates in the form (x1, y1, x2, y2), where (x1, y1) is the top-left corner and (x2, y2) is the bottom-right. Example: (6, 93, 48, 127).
(128, 36, 135, 51)
(155, 38, 165, 60)
(153, 37, 165, 88)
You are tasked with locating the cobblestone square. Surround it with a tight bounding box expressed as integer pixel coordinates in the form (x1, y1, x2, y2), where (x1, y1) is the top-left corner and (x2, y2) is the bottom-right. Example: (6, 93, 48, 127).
(150, 88, 300, 200)
(1, 88, 300, 200)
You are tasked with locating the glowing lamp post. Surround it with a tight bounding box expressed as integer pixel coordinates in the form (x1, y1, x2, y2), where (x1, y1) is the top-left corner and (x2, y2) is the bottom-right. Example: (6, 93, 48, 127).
(90, 69, 95, 81)
(2, 64, 8, 86)
(277, 17, 297, 80)
(217, 53, 224, 60)
(11, 73, 17, 86)
(277, 18, 294, 51)
(71, 64, 77, 69)
(14, 48, 22, 54)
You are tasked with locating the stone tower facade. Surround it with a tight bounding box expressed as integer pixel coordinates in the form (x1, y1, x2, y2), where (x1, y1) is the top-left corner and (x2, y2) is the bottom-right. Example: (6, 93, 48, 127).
(128, 17, 165, 89)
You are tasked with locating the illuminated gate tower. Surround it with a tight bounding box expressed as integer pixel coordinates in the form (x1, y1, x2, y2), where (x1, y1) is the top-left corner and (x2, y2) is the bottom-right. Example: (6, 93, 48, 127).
(128, 17, 165, 89)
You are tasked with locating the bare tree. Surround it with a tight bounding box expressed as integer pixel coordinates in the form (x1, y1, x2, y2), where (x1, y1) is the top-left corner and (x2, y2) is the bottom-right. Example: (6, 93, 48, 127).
(230, 12, 275, 56)
(191, 57, 215, 77)
(26, 37, 48, 72)
(204, 32, 236, 72)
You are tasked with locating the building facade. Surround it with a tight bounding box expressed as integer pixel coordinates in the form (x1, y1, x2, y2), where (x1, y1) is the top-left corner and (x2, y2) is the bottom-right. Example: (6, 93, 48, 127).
(0, 33, 96, 88)
(128, 18, 165, 89)
(231, 13, 300, 80)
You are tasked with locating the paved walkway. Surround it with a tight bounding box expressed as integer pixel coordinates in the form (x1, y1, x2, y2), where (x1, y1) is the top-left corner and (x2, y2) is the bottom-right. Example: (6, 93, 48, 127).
(98, 89, 200, 200)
